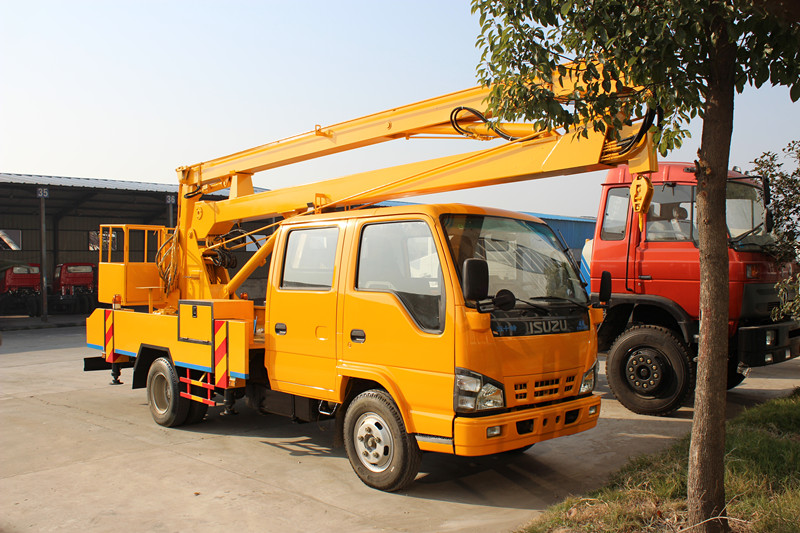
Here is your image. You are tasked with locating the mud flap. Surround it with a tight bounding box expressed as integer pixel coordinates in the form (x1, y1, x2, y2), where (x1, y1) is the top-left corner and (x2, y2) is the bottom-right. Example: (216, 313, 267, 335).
(83, 356, 134, 372)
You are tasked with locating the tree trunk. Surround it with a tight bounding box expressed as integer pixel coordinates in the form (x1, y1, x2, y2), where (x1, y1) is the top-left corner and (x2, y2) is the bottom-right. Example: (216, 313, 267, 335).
(687, 21, 736, 533)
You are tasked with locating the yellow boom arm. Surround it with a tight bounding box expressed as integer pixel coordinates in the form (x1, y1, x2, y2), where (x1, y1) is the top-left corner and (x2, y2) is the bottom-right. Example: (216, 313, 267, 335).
(167, 64, 657, 300)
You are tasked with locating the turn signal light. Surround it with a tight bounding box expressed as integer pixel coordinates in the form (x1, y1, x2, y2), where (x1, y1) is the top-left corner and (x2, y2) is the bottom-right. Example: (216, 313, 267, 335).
(745, 264, 761, 279)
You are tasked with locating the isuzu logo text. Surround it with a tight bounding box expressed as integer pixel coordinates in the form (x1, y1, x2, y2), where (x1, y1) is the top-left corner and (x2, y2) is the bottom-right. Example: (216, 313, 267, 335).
(491, 316, 590, 337)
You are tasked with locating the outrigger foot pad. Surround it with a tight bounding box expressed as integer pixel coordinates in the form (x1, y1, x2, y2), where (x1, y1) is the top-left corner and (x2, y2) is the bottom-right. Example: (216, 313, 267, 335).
(110, 363, 123, 385)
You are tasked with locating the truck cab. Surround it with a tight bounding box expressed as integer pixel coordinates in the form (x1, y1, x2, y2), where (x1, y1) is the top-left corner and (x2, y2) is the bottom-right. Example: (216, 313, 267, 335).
(52, 263, 95, 296)
(584, 162, 800, 415)
(0, 263, 42, 316)
(50, 263, 97, 314)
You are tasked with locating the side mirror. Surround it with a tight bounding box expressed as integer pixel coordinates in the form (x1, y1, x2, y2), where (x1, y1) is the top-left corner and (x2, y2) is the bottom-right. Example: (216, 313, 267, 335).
(598, 271, 612, 305)
(463, 258, 488, 301)
(492, 289, 516, 311)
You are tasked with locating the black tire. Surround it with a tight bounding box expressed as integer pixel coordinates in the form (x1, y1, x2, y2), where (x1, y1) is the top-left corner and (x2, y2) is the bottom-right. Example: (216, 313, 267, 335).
(726, 358, 746, 390)
(77, 294, 89, 314)
(146, 357, 190, 427)
(343, 390, 422, 492)
(25, 296, 37, 317)
(185, 400, 209, 425)
(606, 325, 694, 416)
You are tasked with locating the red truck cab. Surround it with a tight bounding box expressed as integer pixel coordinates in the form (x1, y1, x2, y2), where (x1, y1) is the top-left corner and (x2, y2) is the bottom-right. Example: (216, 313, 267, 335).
(582, 163, 799, 415)
(53, 263, 95, 295)
(50, 263, 97, 314)
(1, 263, 41, 294)
(0, 263, 42, 316)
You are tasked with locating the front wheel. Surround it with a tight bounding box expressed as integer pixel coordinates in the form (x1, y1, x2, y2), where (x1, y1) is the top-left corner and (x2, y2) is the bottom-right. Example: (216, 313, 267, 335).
(726, 351, 747, 390)
(343, 390, 421, 492)
(146, 357, 190, 427)
(606, 325, 694, 416)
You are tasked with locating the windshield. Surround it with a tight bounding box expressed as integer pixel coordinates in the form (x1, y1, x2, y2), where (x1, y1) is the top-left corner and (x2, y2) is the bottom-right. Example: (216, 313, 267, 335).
(727, 182, 775, 249)
(441, 214, 588, 305)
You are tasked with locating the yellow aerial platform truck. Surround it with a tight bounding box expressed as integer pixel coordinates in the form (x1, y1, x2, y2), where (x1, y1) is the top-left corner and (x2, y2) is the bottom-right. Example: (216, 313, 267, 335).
(85, 67, 658, 490)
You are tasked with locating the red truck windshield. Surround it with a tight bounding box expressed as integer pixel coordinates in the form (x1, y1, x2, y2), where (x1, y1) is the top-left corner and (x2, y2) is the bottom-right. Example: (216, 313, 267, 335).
(608, 181, 775, 250)
(726, 182, 775, 249)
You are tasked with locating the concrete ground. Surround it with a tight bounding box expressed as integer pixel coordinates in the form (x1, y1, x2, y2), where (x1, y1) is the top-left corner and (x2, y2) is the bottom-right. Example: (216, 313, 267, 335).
(1, 324, 798, 533)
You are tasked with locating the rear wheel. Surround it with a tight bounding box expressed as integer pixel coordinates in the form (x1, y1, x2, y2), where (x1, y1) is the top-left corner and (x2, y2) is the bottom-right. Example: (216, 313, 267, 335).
(25, 296, 37, 317)
(606, 325, 694, 416)
(185, 399, 209, 424)
(77, 294, 89, 314)
(343, 390, 421, 492)
(146, 357, 190, 427)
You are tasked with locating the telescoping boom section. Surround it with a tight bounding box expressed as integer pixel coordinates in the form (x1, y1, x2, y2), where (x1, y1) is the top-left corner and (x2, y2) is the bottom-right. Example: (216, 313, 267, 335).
(86, 65, 658, 491)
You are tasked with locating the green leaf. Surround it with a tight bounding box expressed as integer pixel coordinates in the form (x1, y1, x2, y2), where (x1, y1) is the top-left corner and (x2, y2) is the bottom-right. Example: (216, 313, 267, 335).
(792, 83, 800, 103)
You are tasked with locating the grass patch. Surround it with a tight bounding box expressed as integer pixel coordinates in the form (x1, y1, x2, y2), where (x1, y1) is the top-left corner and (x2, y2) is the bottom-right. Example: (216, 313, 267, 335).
(522, 389, 800, 532)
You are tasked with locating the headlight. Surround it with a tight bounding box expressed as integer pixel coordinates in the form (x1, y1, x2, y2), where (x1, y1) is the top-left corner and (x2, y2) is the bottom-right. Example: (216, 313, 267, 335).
(454, 368, 505, 413)
(477, 382, 504, 410)
(579, 361, 597, 394)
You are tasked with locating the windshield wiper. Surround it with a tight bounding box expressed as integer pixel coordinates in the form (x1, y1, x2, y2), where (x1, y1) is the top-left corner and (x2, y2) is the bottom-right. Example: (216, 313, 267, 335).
(729, 222, 764, 245)
(515, 299, 551, 314)
(528, 296, 589, 309)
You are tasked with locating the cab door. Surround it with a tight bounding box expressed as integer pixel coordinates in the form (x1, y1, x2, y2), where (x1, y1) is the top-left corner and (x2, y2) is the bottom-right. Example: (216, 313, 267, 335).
(266, 222, 344, 398)
(340, 216, 455, 437)
(636, 184, 701, 318)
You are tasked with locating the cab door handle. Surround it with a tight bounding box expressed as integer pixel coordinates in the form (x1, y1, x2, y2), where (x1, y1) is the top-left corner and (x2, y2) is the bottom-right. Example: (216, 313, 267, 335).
(350, 329, 366, 343)
(275, 323, 287, 335)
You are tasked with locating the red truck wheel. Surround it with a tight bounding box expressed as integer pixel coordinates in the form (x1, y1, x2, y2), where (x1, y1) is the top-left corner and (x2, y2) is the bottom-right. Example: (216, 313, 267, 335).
(727, 358, 746, 390)
(606, 325, 695, 416)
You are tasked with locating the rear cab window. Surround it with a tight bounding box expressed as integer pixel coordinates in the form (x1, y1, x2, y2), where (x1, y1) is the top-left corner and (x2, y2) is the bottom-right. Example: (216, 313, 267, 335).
(280, 226, 339, 290)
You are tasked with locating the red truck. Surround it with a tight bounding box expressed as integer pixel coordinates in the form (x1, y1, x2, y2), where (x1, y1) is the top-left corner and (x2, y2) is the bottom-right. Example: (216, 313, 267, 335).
(0, 263, 42, 316)
(582, 162, 800, 415)
(50, 262, 97, 314)
(0, 262, 97, 316)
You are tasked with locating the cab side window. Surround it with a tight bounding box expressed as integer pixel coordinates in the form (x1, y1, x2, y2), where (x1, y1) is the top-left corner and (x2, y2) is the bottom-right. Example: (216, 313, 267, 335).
(281, 227, 339, 290)
(357, 221, 444, 333)
(600, 188, 630, 241)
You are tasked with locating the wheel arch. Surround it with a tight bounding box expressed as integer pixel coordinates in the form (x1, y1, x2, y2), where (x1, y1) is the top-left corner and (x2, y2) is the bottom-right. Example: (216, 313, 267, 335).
(337, 371, 416, 432)
(132, 344, 173, 389)
(595, 293, 697, 352)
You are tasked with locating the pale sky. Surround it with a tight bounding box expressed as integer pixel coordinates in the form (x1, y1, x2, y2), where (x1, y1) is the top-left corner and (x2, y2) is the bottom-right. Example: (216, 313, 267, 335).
(1, 1, 798, 217)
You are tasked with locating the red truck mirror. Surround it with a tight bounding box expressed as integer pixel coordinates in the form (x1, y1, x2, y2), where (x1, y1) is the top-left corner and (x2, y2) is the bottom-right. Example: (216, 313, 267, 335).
(598, 271, 612, 306)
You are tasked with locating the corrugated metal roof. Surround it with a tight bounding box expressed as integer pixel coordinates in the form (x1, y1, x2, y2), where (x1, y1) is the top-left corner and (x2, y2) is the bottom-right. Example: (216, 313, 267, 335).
(0, 173, 267, 194)
(0, 173, 180, 193)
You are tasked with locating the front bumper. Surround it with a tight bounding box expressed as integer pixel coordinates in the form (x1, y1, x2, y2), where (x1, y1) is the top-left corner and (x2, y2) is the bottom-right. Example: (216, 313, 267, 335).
(737, 320, 800, 367)
(453, 394, 601, 456)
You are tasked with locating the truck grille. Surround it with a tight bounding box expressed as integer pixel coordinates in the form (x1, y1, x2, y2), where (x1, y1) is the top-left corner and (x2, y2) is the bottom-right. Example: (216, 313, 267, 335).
(508, 371, 580, 406)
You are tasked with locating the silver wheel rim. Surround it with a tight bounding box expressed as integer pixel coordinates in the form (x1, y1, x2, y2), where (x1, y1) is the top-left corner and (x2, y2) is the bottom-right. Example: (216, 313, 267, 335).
(354, 411, 394, 473)
(151, 373, 171, 415)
